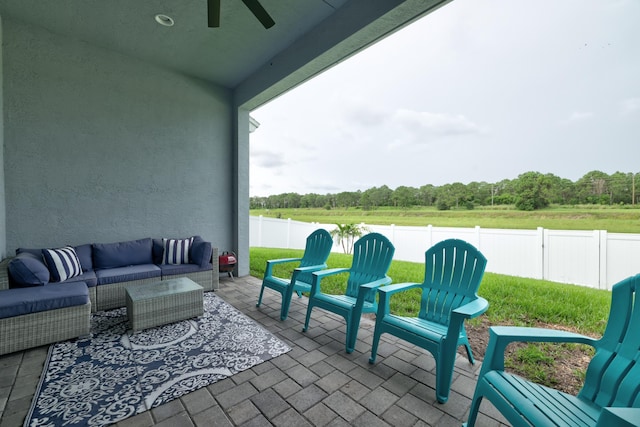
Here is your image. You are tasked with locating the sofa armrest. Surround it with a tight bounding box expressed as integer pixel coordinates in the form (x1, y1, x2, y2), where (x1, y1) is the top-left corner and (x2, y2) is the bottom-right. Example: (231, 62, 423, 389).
(0, 258, 11, 291)
(211, 247, 219, 290)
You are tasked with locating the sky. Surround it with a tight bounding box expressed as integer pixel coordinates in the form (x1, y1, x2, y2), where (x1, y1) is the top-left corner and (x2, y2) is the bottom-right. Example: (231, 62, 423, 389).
(249, 0, 640, 197)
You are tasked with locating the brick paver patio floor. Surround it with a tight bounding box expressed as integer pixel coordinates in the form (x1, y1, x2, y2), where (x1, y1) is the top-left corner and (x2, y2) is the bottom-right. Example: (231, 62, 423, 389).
(0, 276, 507, 426)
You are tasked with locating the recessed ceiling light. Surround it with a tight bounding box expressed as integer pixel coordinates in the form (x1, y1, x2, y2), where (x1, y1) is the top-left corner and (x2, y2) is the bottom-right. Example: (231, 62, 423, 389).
(155, 14, 174, 27)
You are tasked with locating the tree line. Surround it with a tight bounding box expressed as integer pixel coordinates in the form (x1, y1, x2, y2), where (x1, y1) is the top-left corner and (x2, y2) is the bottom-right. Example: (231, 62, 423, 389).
(250, 170, 640, 211)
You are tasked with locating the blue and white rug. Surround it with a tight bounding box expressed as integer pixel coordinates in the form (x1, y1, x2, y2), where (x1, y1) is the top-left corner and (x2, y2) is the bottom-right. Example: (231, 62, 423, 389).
(25, 293, 291, 426)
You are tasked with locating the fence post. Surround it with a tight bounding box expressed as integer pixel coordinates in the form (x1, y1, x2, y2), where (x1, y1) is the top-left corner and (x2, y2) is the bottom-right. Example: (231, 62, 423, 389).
(287, 218, 292, 248)
(427, 224, 433, 248)
(474, 225, 481, 249)
(390, 224, 396, 244)
(258, 215, 263, 247)
(599, 230, 608, 290)
(537, 227, 545, 280)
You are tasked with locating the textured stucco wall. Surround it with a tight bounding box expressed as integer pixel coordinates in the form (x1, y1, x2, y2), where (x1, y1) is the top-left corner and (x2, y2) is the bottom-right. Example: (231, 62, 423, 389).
(0, 16, 6, 259)
(2, 18, 235, 254)
(234, 108, 251, 277)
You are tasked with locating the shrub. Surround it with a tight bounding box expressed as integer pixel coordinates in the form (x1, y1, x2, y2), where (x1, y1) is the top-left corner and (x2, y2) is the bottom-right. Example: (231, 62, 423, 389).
(437, 200, 451, 210)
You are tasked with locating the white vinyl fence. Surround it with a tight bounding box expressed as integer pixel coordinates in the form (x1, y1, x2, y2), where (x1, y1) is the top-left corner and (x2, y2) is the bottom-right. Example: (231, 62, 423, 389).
(250, 215, 640, 291)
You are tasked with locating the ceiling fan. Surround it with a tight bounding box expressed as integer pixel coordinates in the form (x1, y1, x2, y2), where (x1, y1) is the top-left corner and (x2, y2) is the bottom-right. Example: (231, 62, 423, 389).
(207, 0, 275, 29)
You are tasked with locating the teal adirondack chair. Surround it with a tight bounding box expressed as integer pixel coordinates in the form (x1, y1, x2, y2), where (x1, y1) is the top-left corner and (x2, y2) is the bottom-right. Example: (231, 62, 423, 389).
(464, 273, 640, 427)
(303, 232, 395, 353)
(369, 239, 488, 404)
(256, 229, 333, 320)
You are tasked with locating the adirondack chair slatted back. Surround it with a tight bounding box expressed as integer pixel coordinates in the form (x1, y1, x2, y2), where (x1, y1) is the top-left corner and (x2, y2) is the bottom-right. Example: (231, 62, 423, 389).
(419, 239, 487, 326)
(579, 274, 640, 408)
(346, 233, 395, 302)
(295, 229, 334, 284)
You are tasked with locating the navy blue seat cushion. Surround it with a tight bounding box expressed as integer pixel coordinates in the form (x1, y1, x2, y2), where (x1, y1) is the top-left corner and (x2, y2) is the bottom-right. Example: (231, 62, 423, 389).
(0, 282, 89, 319)
(190, 236, 213, 267)
(95, 264, 161, 285)
(159, 262, 213, 276)
(8, 252, 50, 287)
(64, 270, 98, 287)
(93, 238, 153, 269)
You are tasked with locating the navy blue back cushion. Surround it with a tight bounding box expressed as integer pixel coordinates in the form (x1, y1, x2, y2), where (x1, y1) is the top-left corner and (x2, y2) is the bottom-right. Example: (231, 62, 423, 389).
(152, 239, 164, 264)
(74, 244, 93, 272)
(16, 247, 43, 257)
(8, 252, 50, 287)
(92, 238, 153, 269)
(190, 236, 212, 267)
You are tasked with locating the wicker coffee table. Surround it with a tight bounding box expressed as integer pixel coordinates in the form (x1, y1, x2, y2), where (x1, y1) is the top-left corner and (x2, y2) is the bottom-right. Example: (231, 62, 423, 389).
(125, 277, 204, 332)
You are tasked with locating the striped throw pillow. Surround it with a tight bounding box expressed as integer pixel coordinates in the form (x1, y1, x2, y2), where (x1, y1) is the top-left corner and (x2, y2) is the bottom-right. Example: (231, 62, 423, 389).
(42, 246, 82, 282)
(163, 237, 194, 265)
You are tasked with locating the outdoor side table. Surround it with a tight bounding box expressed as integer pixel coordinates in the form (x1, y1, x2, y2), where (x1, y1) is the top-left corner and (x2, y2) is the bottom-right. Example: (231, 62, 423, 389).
(125, 277, 204, 332)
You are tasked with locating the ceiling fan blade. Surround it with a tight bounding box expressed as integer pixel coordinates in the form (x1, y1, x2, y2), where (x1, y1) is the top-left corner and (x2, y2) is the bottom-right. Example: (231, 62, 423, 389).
(207, 0, 221, 27)
(241, 0, 275, 29)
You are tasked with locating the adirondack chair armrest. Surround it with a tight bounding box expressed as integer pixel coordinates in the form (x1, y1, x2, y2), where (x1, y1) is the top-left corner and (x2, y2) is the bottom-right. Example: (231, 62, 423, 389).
(376, 282, 422, 316)
(312, 267, 350, 279)
(481, 326, 598, 373)
(446, 297, 489, 342)
(377, 282, 423, 296)
(265, 257, 303, 276)
(490, 326, 596, 346)
(309, 267, 350, 296)
(359, 276, 393, 292)
(452, 297, 489, 320)
(596, 407, 640, 427)
(357, 276, 393, 299)
(355, 276, 392, 313)
(294, 264, 327, 274)
(290, 263, 328, 282)
(266, 257, 303, 266)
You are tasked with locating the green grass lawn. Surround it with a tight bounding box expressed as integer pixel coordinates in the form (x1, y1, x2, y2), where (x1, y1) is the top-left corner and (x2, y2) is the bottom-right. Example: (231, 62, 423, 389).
(250, 247, 611, 335)
(251, 205, 640, 233)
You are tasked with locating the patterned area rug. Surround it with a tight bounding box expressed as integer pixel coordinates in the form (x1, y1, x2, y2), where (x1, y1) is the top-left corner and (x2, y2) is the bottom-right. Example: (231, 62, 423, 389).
(25, 293, 290, 426)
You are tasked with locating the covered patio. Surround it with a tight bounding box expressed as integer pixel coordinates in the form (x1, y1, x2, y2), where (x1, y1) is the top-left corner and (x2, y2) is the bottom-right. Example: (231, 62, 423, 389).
(0, 276, 507, 426)
(0, 1, 508, 425)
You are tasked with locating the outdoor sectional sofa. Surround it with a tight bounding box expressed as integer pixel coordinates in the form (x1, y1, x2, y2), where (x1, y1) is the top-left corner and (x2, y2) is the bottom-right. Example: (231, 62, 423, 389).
(0, 236, 219, 355)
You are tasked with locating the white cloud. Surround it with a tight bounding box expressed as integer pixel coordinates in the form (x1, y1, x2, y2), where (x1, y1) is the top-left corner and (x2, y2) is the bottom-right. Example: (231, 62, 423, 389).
(342, 105, 486, 152)
(621, 97, 640, 115)
(345, 104, 388, 127)
(392, 109, 484, 136)
(382, 109, 486, 150)
(251, 150, 285, 168)
(562, 111, 595, 124)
